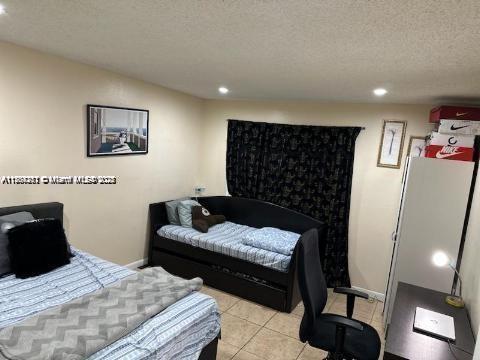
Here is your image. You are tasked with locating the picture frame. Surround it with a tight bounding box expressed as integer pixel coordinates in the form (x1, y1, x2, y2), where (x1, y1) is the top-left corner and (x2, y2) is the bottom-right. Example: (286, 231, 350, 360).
(87, 105, 149, 157)
(407, 136, 427, 158)
(377, 120, 407, 169)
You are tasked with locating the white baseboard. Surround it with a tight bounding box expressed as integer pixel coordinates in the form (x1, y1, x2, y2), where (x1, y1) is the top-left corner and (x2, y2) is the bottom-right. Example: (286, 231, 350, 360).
(352, 286, 385, 302)
(125, 258, 147, 270)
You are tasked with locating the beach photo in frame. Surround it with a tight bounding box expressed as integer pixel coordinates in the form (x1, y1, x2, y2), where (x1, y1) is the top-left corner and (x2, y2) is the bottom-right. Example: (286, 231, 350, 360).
(87, 105, 149, 157)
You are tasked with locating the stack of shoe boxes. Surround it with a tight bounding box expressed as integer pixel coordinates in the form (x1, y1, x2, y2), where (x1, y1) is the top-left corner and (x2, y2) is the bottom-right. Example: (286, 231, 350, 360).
(424, 106, 480, 161)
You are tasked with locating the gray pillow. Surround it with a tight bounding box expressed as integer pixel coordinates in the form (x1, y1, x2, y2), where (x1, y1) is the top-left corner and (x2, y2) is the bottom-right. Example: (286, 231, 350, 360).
(178, 200, 202, 227)
(0, 211, 35, 276)
(165, 197, 190, 225)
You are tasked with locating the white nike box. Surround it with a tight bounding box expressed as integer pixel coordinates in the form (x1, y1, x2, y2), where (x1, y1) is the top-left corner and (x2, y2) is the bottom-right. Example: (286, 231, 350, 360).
(438, 119, 480, 135)
(428, 131, 475, 148)
(414, 307, 455, 341)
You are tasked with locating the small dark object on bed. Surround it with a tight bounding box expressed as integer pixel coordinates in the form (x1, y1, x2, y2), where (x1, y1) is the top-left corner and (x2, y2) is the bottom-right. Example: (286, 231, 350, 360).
(7, 218, 71, 279)
(192, 206, 226, 233)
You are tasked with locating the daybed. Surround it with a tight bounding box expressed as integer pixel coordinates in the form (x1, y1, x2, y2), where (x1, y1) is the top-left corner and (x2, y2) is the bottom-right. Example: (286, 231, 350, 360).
(0, 202, 220, 360)
(148, 196, 325, 312)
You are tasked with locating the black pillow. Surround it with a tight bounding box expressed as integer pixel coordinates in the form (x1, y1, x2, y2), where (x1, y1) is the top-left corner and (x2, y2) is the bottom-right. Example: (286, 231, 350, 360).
(7, 218, 71, 279)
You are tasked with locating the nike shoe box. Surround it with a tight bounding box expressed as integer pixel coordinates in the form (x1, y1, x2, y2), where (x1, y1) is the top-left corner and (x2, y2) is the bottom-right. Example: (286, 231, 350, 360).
(428, 131, 475, 148)
(425, 145, 474, 161)
(429, 106, 480, 123)
(438, 119, 480, 135)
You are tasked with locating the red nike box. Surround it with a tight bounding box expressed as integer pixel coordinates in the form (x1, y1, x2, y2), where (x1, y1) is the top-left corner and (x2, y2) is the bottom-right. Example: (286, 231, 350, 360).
(424, 145, 474, 161)
(429, 106, 480, 123)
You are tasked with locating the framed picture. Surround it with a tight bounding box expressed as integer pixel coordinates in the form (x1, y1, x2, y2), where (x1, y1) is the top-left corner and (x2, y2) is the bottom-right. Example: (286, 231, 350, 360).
(377, 120, 407, 169)
(87, 105, 149, 157)
(407, 136, 427, 158)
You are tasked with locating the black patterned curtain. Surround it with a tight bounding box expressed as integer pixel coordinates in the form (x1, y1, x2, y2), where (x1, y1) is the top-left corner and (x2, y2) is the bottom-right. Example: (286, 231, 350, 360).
(226, 119, 361, 287)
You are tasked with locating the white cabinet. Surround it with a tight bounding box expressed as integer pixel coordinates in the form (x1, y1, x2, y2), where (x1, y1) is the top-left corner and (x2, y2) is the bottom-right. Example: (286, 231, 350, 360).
(384, 157, 474, 326)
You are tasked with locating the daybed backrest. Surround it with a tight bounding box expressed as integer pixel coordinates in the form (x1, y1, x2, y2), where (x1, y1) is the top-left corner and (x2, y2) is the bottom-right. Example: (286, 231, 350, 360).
(198, 196, 323, 234)
(0, 202, 64, 225)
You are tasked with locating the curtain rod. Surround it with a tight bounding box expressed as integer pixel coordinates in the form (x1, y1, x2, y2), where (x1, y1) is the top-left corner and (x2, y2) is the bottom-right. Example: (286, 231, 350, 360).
(225, 119, 366, 130)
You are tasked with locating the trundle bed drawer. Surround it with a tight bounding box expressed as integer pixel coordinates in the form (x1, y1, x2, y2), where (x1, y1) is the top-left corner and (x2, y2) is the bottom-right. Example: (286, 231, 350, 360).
(153, 236, 290, 286)
(152, 250, 288, 311)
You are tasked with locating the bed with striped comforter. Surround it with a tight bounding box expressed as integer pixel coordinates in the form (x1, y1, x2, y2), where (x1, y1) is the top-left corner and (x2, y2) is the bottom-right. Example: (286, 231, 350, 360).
(158, 221, 292, 272)
(0, 249, 220, 360)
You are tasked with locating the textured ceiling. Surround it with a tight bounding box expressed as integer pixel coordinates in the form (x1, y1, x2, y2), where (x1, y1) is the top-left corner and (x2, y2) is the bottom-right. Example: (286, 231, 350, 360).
(1, 0, 480, 104)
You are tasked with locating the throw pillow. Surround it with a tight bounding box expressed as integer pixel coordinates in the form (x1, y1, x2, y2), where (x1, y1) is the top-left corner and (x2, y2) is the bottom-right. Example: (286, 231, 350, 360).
(177, 199, 202, 227)
(165, 197, 190, 225)
(0, 211, 35, 277)
(8, 218, 71, 279)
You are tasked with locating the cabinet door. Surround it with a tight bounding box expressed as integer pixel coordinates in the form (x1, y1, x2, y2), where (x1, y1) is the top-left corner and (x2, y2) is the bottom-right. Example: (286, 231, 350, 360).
(385, 157, 473, 325)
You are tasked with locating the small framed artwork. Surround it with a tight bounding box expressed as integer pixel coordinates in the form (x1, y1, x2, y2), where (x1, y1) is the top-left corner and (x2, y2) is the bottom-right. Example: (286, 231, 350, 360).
(87, 105, 149, 157)
(407, 136, 427, 158)
(377, 120, 407, 169)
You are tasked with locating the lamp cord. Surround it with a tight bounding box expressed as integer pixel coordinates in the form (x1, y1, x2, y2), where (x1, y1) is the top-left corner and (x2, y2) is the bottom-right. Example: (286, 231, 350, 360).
(449, 264, 462, 297)
(448, 340, 473, 359)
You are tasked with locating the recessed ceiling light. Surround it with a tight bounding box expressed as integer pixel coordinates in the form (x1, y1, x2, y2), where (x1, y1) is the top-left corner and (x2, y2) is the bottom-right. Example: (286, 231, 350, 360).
(0, 4, 6, 15)
(373, 88, 388, 96)
(218, 86, 229, 95)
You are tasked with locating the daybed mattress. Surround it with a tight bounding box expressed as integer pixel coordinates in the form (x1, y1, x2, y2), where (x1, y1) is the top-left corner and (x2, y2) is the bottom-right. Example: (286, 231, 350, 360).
(0, 249, 220, 360)
(158, 221, 292, 272)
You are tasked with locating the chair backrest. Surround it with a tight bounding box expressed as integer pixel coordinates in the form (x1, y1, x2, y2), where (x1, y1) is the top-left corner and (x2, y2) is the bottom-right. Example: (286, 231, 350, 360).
(297, 230, 328, 342)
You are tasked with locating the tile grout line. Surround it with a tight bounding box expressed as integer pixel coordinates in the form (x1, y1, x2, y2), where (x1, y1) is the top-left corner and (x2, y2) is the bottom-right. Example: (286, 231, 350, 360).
(227, 311, 302, 341)
(230, 316, 266, 360)
(223, 311, 304, 359)
(294, 343, 308, 360)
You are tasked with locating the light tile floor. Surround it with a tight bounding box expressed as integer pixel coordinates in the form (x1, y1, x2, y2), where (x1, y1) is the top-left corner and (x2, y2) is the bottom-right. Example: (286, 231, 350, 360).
(200, 286, 385, 360)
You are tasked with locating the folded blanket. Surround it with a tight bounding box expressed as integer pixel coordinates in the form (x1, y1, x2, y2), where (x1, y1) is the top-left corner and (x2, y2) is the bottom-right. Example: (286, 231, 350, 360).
(0, 267, 202, 360)
(242, 227, 301, 256)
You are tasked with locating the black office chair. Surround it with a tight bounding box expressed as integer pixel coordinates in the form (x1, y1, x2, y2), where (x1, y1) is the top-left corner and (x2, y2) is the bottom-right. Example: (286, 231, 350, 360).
(297, 230, 381, 360)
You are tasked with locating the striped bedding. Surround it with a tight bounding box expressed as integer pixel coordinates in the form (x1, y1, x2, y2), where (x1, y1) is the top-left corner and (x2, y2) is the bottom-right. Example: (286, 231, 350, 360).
(158, 221, 292, 272)
(0, 249, 220, 360)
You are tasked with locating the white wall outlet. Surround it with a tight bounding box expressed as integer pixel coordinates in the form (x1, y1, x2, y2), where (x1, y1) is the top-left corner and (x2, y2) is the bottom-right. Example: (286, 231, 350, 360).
(194, 187, 206, 195)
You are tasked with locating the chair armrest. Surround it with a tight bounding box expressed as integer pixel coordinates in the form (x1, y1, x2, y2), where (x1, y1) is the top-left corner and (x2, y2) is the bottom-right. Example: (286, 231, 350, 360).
(334, 287, 369, 300)
(321, 314, 364, 331)
(334, 287, 369, 319)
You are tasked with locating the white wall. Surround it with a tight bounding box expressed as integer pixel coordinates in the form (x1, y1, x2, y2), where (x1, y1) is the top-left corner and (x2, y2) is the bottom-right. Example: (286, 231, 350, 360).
(198, 100, 434, 295)
(474, 331, 480, 359)
(0, 41, 205, 266)
(461, 172, 480, 337)
(4, 40, 470, 301)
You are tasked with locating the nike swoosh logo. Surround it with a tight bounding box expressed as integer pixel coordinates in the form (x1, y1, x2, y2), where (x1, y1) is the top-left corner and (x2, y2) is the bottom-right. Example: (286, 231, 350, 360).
(450, 125, 470, 131)
(436, 151, 464, 159)
(456, 112, 468, 116)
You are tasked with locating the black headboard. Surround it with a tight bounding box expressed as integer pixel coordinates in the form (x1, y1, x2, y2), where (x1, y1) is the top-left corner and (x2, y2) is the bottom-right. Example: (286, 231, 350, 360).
(0, 202, 64, 225)
(198, 196, 323, 235)
(149, 196, 324, 234)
